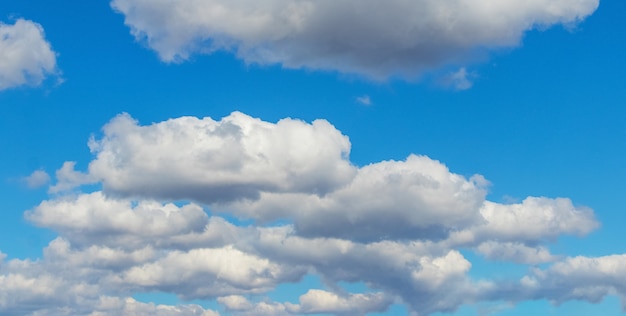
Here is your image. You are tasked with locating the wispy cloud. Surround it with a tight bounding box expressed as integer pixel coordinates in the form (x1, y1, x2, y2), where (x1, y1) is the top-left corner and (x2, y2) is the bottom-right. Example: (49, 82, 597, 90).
(440, 67, 477, 91)
(356, 95, 372, 106)
(23, 169, 50, 188)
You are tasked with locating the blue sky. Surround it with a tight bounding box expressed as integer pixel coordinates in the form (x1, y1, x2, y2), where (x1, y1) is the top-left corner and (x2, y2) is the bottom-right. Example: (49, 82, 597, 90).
(1, 0, 626, 315)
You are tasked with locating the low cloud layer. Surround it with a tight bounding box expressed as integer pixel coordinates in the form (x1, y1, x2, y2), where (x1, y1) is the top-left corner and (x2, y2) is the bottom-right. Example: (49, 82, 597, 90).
(4, 111, 624, 315)
(0, 19, 58, 90)
(110, 0, 598, 78)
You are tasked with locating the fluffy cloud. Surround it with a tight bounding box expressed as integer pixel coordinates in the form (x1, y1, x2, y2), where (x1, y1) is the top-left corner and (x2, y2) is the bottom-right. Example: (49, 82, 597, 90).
(218, 295, 289, 316)
(26, 192, 210, 249)
(292, 290, 391, 315)
(7, 111, 625, 315)
(115, 246, 305, 299)
(475, 198, 598, 243)
(52, 112, 490, 242)
(0, 19, 58, 90)
(218, 290, 392, 316)
(54, 112, 355, 202)
(110, 0, 598, 78)
(250, 229, 480, 314)
(518, 254, 626, 305)
(223, 155, 488, 241)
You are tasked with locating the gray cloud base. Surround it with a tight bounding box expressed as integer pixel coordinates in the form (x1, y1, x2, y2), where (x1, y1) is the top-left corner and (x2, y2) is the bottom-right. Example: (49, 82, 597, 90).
(110, 0, 599, 79)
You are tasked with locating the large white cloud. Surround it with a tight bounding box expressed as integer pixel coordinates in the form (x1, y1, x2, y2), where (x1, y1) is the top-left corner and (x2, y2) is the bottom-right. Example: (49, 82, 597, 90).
(110, 0, 598, 78)
(11, 111, 626, 315)
(223, 155, 488, 241)
(0, 19, 58, 90)
(55, 112, 599, 247)
(52, 112, 355, 202)
(51, 112, 492, 242)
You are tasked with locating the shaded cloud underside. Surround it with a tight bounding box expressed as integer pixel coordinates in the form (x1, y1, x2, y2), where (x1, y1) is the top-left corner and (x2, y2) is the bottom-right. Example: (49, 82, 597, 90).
(111, 0, 598, 79)
(3, 111, 624, 315)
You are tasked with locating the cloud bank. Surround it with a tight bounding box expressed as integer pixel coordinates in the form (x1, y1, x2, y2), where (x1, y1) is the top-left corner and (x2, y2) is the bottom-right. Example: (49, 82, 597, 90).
(0, 19, 58, 90)
(110, 0, 598, 78)
(5, 111, 625, 315)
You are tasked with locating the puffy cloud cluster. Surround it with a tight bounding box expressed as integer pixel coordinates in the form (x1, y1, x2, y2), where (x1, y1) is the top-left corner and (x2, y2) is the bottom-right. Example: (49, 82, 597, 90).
(110, 0, 598, 78)
(0, 19, 58, 90)
(219, 290, 392, 316)
(5, 111, 624, 315)
(52, 112, 355, 202)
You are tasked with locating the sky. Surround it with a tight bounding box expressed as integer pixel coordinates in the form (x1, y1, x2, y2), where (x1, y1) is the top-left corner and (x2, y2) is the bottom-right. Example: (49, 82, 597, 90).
(1, 0, 626, 315)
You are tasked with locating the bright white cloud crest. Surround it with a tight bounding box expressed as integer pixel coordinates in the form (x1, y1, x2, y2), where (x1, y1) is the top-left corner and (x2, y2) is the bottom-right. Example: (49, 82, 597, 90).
(0, 19, 58, 90)
(110, 0, 598, 78)
(7, 111, 625, 315)
(69, 112, 356, 202)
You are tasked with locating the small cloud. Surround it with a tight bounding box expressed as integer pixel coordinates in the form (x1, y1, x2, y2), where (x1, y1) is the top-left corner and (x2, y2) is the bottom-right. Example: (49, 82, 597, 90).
(356, 95, 372, 106)
(23, 169, 51, 188)
(48, 161, 97, 193)
(0, 19, 60, 91)
(440, 67, 477, 91)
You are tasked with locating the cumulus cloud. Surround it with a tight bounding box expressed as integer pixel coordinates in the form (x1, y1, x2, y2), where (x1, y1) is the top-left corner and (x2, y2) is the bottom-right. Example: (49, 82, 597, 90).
(115, 246, 305, 299)
(52, 112, 355, 202)
(224, 155, 488, 241)
(110, 0, 598, 79)
(292, 290, 392, 315)
(475, 242, 557, 264)
(218, 295, 290, 316)
(6, 111, 625, 315)
(51, 112, 491, 242)
(0, 19, 59, 90)
(489, 254, 626, 310)
(219, 290, 392, 316)
(26, 192, 211, 249)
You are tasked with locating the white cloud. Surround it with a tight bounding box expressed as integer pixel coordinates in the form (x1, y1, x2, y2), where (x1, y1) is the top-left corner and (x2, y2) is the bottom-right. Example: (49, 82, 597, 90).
(9, 111, 625, 315)
(218, 296, 289, 316)
(250, 228, 481, 314)
(218, 290, 392, 316)
(110, 0, 598, 79)
(223, 155, 488, 241)
(49, 162, 98, 193)
(90, 297, 220, 316)
(26, 192, 210, 249)
(476, 242, 557, 264)
(23, 170, 51, 188)
(0, 19, 59, 90)
(50, 112, 489, 242)
(115, 246, 306, 299)
(54, 112, 355, 202)
(476, 198, 598, 243)
(512, 254, 626, 307)
(291, 289, 392, 315)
